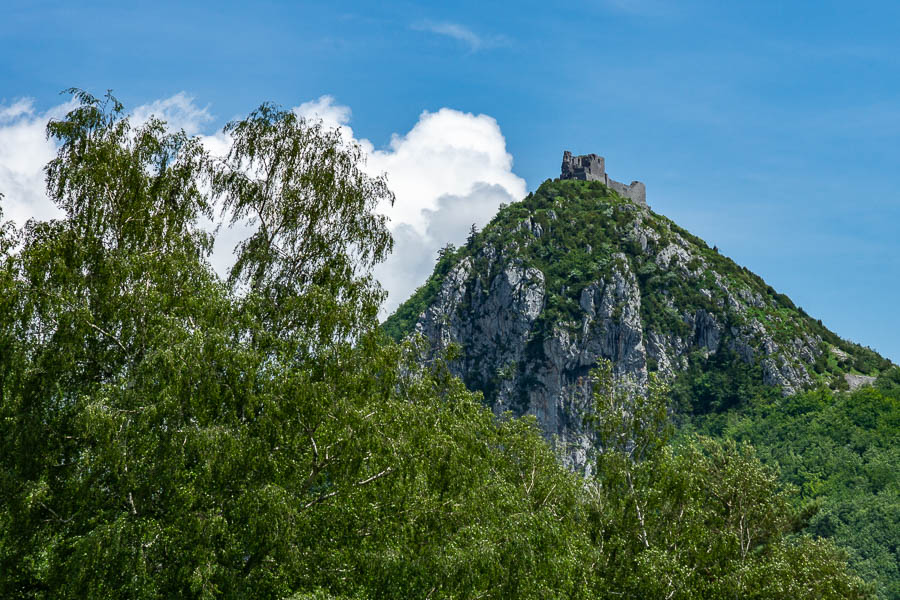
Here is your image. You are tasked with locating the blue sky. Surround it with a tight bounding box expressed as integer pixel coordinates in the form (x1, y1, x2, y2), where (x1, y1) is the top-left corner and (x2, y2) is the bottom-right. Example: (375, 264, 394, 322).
(2, 0, 899, 362)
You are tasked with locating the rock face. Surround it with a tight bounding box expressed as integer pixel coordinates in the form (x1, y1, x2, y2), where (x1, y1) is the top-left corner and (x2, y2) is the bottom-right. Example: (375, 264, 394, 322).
(417, 255, 652, 471)
(845, 373, 876, 390)
(389, 175, 885, 468)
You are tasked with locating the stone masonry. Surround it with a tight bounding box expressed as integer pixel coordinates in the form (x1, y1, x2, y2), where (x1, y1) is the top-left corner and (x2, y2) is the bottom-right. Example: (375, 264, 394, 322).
(561, 151, 647, 208)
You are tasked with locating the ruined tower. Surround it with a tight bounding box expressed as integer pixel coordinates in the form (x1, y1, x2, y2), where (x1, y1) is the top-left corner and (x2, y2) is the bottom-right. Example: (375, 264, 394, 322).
(560, 151, 647, 208)
(560, 151, 605, 181)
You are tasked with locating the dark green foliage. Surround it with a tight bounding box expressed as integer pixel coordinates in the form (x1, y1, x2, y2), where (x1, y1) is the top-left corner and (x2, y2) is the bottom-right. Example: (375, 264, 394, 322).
(586, 362, 869, 599)
(849, 344, 894, 375)
(0, 91, 594, 599)
(671, 348, 780, 416)
(690, 385, 900, 599)
(0, 92, 877, 599)
(876, 365, 900, 391)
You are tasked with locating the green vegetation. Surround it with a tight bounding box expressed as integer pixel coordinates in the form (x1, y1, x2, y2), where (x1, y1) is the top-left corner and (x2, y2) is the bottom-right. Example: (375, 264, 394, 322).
(585, 361, 869, 599)
(0, 91, 874, 599)
(687, 376, 900, 599)
(381, 243, 457, 340)
(670, 348, 780, 414)
(0, 91, 590, 598)
(383, 176, 896, 594)
(385, 178, 889, 385)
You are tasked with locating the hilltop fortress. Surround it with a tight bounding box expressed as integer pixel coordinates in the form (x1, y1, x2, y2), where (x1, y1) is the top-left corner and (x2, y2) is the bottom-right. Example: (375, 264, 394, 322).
(560, 151, 647, 208)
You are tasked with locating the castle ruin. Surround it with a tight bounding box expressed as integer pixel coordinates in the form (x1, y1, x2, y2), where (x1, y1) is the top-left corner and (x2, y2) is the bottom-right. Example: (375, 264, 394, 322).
(560, 151, 647, 208)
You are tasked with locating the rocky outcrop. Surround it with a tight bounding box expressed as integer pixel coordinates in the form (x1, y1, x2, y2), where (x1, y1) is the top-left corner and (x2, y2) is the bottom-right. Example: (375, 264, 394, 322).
(395, 177, 852, 466)
(417, 250, 652, 471)
(845, 373, 876, 390)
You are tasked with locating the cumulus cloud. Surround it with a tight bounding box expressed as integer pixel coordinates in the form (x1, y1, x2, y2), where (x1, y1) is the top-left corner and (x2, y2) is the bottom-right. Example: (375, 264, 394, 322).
(364, 109, 525, 315)
(365, 108, 525, 234)
(131, 92, 213, 136)
(0, 99, 36, 121)
(0, 92, 525, 319)
(294, 95, 353, 134)
(0, 98, 72, 227)
(294, 96, 527, 315)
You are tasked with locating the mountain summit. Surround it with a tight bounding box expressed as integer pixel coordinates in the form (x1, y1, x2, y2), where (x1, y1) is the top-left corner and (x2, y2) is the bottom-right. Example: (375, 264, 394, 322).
(560, 151, 646, 207)
(385, 152, 891, 467)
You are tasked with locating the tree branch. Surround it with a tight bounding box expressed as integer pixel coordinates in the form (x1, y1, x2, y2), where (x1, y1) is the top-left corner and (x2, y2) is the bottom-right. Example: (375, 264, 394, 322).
(85, 319, 127, 353)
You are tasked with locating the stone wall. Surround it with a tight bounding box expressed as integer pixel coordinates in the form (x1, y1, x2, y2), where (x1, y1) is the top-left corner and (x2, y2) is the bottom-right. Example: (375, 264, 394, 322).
(607, 179, 646, 208)
(560, 151, 647, 208)
(561, 151, 605, 181)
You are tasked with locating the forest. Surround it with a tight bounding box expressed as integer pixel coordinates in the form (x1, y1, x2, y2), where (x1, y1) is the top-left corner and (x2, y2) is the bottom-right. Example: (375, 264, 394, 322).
(0, 91, 888, 599)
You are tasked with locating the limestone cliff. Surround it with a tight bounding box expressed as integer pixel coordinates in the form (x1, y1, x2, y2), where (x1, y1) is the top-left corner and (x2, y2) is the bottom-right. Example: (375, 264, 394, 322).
(384, 176, 891, 468)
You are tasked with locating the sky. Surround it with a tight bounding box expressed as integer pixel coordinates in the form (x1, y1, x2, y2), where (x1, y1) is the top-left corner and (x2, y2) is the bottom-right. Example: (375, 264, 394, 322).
(1, 0, 898, 362)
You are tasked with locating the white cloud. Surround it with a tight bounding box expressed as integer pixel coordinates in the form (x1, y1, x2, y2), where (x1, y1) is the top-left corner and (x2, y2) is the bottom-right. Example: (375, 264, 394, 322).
(294, 96, 527, 316)
(362, 108, 526, 315)
(412, 21, 509, 52)
(294, 95, 352, 133)
(0, 99, 36, 121)
(0, 98, 72, 227)
(365, 107, 525, 233)
(0, 93, 525, 319)
(131, 92, 213, 136)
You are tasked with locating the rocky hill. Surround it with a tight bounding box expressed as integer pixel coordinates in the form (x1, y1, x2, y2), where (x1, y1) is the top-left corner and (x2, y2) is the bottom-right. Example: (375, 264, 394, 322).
(384, 162, 892, 468)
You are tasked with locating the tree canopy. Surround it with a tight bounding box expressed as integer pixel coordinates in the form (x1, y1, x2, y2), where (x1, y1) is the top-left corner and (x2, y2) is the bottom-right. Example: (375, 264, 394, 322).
(0, 91, 871, 599)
